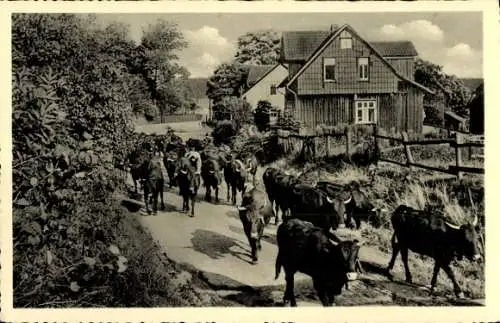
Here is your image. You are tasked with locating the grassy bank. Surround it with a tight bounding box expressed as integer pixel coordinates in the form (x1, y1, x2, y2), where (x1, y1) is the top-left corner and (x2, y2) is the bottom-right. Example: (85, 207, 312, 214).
(267, 157, 485, 299)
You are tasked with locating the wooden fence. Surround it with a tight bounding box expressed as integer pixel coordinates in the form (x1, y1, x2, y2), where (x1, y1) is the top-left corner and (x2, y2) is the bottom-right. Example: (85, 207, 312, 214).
(146, 114, 203, 124)
(375, 131, 484, 179)
(275, 125, 484, 179)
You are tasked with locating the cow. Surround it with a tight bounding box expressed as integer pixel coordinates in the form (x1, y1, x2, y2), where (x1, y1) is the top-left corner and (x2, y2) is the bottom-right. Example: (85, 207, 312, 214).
(225, 158, 250, 205)
(275, 218, 363, 307)
(237, 187, 274, 263)
(273, 173, 296, 221)
(288, 183, 347, 232)
(315, 181, 385, 229)
(163, 150, 178, 187)
(186, 138, 204, 152)
(262, 167, 283, 223)
(139, 152, 166, 215)
(241, 154, 259, 186)
(201, 158, 222, 203)
(175, 156, 200, 217)
(386, 205, 482, 299)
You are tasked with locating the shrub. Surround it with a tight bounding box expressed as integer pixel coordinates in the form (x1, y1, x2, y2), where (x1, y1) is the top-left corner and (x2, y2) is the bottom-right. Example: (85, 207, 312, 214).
(212, 96, 253, 130)
(211, 120, 238, 146)
(254, 100, 273, 132)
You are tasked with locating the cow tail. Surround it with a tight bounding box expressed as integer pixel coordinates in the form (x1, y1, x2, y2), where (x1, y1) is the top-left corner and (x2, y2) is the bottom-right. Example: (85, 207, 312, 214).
(275, 251, 282, 280)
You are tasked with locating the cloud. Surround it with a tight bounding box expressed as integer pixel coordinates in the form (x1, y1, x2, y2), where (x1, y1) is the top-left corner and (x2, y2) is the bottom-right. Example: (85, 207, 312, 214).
(374, 20, 482, 78)
(180, 26, 235, 78)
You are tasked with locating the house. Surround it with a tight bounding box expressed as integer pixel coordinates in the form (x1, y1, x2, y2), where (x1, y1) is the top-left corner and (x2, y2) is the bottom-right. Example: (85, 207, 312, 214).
(278, 24, 434, 133)
(241, 64, 288, 113)
(467, 82, 484, 135)
(186, 78, 212, 120)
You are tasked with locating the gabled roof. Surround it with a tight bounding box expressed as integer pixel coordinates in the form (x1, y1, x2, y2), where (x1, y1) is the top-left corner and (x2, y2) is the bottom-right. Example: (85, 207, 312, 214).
(242, 64, 288, 96)
(280, 30, 418, 61)
(186, 78, 209, 99)
(285, 24, 434, 95)
(246, 65, 278, 87)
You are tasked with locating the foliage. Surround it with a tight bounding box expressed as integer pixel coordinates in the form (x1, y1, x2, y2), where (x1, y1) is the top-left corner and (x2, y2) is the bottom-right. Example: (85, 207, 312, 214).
(415, 58, 472, 117)
(206, 63, 249, 104)
(211, 120, 238, 146)
(234, 30, 281, 65)
(276, 112, 301, 133)
(11, 13, 202, 308)
(211, 96, 253, 130)
(254, 100, 273, 132)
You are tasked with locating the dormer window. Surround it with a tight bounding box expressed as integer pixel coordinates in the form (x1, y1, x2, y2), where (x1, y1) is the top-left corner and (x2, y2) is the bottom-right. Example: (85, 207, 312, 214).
(323, 58, 336, 82)
(340, 31, 352, 49)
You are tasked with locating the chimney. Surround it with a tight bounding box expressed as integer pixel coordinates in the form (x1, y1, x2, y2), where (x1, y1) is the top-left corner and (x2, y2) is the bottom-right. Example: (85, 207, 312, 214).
(330, 24, 339, 32)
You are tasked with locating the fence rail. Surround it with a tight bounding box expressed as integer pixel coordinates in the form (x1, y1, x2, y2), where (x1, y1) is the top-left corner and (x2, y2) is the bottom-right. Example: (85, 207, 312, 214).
(145, 114, 203, 124)
(274, 124, 484, 179)
(374, 131, 484, 179)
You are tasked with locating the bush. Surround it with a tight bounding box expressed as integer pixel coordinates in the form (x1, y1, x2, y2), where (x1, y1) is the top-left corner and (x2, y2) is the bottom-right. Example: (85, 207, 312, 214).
(211, 120, 238, 146)
(212, 96, 253, 130)
(254, 100, 273, 132)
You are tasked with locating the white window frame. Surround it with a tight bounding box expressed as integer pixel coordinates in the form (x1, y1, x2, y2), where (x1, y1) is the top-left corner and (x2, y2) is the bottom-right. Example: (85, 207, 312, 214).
(358, 57, 369, 81)
(323, 58, 336, 82)
(355, 99, 377, 124)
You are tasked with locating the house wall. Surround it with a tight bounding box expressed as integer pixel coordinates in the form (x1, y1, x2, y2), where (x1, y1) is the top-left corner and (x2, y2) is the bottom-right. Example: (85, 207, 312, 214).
(386, 57, 415, 80)
(242, 65, 288, 112)
(294, 86, 424, 133)
(296, 30, 400, 95)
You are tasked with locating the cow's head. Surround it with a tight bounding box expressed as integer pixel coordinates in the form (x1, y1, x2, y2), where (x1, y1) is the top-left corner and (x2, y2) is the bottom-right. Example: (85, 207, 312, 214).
(445, 214, 482, 262)
(324, 193, 347, 230)
(319, 239, 363, 306)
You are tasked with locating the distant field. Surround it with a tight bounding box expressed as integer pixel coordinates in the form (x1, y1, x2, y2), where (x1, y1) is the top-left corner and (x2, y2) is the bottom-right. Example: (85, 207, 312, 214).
(135, 121, 211, 141)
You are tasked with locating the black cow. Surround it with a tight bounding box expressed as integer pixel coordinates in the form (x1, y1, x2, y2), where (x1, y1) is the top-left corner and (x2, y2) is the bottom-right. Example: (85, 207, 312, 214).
(186, 138, 204, 151)
(315, 181, 384, 229)
(386, 205, 482, 298)
(163, 150, 178, 187)
(226, 158, 250, 205)
(140, 153, 166, 215)
(289, 184, 347, 232)
(175, 157, 200, 217)
(201, 158, 221, 203)
(262, 167, 283, 223)
(237, 187, 274, 263)
(275, 219, 362, 306)
(274, 173, 302, 221)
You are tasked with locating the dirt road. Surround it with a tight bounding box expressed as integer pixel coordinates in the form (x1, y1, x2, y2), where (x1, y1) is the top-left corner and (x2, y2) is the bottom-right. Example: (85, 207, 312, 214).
(127, 175, 483, 307)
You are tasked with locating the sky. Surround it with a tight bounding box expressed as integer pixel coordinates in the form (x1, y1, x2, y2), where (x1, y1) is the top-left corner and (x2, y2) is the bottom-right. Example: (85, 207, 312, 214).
(95, 12, 483, 79)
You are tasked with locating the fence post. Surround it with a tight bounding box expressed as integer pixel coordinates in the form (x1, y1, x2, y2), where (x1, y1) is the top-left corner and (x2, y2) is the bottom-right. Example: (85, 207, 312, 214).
(345, 126, 352, 163)
(401, 131, 415, 171)
(455, 132, 464, 180)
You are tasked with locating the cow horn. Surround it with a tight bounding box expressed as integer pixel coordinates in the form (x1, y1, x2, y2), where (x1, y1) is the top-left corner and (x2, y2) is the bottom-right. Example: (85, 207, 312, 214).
(180, 169, 187, 174)
(329, 238, 339, 246)
(445, 220, 461, 230)
(343, 196, 352, 204)
(326, 195, 335, 204)
(472, 214, 478, 227)
(237, 206, 247, 211)
(209, 170, 215, 174)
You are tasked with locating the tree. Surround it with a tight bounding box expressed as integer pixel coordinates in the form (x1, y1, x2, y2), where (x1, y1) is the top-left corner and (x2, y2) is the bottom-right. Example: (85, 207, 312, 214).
(234, 30, 281, 65)
(206, 63, 249, 104)
(137, 19, 188, 121)
(254, 100, 273, 132)
(212, 97, 252, 131)
(415, 58, 472, 117)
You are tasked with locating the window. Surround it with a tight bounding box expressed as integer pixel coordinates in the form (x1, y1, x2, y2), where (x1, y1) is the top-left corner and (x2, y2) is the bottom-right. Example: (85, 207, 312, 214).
(355, 100, 377, 124)
(340, 31, 352, 49)
(270, 85, 277, 95)
(358, 57, 369, 81)
(323, 58, 336, 82)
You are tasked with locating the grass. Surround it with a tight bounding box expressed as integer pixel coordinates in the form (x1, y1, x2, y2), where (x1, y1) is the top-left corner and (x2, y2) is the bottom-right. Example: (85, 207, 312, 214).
(266, 157, 485, 299)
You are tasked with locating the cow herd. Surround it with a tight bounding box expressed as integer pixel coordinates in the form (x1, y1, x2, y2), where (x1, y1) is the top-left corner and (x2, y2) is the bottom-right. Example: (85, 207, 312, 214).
(122, 132, 483, 306)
